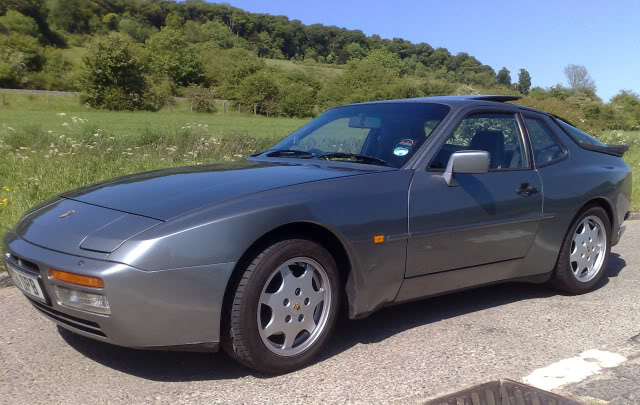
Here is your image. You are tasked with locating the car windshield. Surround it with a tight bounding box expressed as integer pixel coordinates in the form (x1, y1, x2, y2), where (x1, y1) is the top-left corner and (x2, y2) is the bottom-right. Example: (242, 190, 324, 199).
(267, 103, 451, 168)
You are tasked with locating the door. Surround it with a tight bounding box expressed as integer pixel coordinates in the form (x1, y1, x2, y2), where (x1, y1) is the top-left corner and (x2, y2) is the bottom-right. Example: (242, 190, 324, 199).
(405, 111, 543, 278)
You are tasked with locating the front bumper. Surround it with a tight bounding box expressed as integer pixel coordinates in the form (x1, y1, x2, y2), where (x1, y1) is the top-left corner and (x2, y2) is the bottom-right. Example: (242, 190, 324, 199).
(4, 231, 235, 351)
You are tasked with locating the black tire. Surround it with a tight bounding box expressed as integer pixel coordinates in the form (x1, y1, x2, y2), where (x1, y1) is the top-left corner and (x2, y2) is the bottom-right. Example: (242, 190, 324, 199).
(551, 205, 611, 294)
(222, 239, 340, 374)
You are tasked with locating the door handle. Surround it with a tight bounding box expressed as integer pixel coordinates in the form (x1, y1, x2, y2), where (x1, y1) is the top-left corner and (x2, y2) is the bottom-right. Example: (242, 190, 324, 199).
(517, 183, 539, 197)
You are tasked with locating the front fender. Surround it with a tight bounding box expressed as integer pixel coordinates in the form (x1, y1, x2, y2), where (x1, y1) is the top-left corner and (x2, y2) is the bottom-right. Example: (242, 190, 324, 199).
(108, 171, 413, 317)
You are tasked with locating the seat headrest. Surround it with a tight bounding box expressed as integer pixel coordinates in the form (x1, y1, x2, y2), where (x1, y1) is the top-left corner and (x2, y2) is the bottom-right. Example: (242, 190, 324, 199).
(469, 130, 505, 169)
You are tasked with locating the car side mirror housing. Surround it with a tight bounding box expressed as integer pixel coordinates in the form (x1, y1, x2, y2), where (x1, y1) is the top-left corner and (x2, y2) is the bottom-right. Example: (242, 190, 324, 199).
(443, 150, 490, 187)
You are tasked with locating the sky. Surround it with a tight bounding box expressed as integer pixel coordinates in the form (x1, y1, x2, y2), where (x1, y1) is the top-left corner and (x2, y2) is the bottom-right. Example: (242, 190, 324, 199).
(220, 0, 639, 102)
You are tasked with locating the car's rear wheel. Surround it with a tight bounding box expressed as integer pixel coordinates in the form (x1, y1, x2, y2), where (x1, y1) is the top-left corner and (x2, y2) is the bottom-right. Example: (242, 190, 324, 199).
(223, 239, 340, 374)
(552, 205, 611, 294)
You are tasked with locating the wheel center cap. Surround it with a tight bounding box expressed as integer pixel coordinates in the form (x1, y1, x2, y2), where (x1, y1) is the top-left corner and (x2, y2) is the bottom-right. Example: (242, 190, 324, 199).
(293, 303, 301, 312)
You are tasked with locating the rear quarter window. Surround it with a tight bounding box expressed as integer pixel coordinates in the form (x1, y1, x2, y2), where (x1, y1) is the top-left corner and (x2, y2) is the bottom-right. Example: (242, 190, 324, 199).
(555, 119, 605, 147)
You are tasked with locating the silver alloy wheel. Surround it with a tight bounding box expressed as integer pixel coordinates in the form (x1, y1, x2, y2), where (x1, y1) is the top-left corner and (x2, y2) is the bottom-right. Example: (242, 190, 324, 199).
(257, 257, 331, 356)
(570, 215, 607, 283)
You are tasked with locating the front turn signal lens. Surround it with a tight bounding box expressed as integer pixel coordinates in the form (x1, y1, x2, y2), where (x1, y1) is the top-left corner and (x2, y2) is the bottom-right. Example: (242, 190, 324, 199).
(49, 269, 104, 288)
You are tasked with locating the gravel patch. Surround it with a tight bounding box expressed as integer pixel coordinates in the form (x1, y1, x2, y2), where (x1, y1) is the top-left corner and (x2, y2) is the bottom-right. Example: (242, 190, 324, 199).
(0, 272, 12, 288)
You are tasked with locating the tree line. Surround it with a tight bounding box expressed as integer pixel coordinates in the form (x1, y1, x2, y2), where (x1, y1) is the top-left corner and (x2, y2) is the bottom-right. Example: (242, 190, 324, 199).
(0, 0, 638, 130)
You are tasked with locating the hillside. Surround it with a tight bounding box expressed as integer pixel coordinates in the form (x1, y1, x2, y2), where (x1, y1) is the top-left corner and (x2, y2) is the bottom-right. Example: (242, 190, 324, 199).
(0, 0, 638, 130)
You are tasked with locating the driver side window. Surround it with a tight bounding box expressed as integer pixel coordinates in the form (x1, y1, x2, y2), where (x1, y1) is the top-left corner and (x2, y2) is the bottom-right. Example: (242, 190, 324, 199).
(430, 112, 528, 170)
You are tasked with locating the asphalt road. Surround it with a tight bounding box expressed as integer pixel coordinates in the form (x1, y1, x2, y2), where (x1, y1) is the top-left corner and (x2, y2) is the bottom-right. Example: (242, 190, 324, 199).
(2, 221, 640, 405)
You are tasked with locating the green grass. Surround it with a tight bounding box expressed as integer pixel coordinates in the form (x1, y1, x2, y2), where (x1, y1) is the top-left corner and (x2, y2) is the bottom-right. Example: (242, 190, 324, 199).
(60, 46, 88, 66)
(265, 58, 344, 81)
(0, 92, 309, 139)
(601, 130, 640, 212)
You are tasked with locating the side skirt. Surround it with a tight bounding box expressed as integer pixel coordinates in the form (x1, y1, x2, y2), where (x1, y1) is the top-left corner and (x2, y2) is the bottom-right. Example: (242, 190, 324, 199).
(394, 259, 551, 304)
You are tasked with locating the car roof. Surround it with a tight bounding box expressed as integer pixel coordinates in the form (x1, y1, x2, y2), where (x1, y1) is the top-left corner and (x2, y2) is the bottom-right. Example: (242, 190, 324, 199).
(348, 95, 551, 116)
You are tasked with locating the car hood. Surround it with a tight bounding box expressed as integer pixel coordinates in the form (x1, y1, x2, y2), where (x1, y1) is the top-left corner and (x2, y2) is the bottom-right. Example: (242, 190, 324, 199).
(62, 160, 374, 220)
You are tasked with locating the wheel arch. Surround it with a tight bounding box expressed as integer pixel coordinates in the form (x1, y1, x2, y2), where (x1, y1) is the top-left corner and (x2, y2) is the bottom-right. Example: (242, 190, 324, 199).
(582, 197, 614, 228)
(221, 222, 355, 329)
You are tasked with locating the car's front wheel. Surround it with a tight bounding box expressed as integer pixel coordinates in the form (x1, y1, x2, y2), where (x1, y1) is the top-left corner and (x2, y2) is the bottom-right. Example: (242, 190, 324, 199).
(552, 205, 611, 294)
(223, 239, 340, 373)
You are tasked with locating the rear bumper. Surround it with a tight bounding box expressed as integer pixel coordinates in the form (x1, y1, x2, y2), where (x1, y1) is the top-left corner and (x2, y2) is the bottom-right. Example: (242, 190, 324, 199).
(612, 211, 630, 247)
(4, 231, 235, 351)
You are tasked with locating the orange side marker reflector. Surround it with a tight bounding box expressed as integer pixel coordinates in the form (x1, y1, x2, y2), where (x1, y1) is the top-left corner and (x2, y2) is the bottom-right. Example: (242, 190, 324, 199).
(374, 235, 385, 244)
(49, 269, 104, 288)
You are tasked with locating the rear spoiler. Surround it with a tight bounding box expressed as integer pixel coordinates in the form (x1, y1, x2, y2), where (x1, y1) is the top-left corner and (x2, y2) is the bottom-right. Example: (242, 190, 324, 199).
(580, 144, 629, 157)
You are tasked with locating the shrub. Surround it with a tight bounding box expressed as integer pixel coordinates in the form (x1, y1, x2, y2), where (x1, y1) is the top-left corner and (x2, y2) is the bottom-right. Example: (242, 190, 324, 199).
(79, 33, 149, 110)
(185, 85, 216, 113)
(146, 27, 203, 87)
(0, 10, 41, 41)
(118, 14, 157, 43)
(235, 71, 279, 115)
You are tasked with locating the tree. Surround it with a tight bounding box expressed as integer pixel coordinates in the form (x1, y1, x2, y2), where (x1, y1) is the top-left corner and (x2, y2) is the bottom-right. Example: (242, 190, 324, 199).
(118, 14, 158, 43)
(235, 71, 279, 115)
(278, 71, 321, 117)
(185, 84, 216, 112)
(517, 68, 531, 94)
(496, 67, 511, 86)
(0, 10, 41, 40)
(0, 0, 61, 44)
(563, 64, 596, 93)
(79, 33, 149, 110)
(164, 11, 184, 29)
(344, 42, 367, 61)
(51, 0, 101, 34)
(146, 28, 203, 86)
(102, 13, 119, 31)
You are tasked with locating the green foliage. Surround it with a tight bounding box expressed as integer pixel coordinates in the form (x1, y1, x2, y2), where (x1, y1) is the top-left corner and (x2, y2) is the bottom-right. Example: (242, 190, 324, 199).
(146, 27, 203, 87)
(51, 0, 102, 34)
(102, 13, 119, 31)
(164, 11, 184, 29)
(79, 32, 150, 110)
(235, 71, 280, 116)
(318, 49, 406, 107)
(0, 9, 41, 40)
(609, 90, 640, 130)
(185, 84, 216, 113)
(198, 46, 265, 96)
(184, 20, 241, 48)
(344, 42, 367, 61)
(517, 68, 531, 94)
(0, 32, 45, 87)
(0, 0, 636, 130)
(277, 71, 321, 117)
(145, 76, 175, 111)
(421, 79, 457, 96)
(37, 47, 75, 90)
(496, 67, 511, 86)
(118, 14, 157, 43)
(0, 0, 62, 45)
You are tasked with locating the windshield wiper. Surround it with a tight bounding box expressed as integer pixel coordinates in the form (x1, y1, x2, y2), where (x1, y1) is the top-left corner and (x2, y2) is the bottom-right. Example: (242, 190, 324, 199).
(263, 149, 315, 158)
(315, 152, 387, 166)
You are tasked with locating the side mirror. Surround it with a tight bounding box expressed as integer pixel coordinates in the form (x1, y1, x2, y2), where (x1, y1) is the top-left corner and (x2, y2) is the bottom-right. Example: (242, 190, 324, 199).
(443, 150, 490, 187)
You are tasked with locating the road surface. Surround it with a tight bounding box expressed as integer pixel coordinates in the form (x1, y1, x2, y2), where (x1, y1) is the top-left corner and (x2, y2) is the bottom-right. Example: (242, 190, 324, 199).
(2, 221, 639, 404)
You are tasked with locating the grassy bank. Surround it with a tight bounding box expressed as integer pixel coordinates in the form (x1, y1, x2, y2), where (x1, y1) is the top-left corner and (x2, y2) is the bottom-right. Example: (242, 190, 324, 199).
(0, 92, 309, 138)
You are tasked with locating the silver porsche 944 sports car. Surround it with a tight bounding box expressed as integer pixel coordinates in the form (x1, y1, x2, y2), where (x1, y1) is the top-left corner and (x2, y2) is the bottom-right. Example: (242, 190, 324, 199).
(4, 95, 632, 373)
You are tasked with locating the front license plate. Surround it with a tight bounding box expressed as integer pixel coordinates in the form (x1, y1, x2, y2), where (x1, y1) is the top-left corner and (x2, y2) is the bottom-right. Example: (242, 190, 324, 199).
(5, 262, 46, 301)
